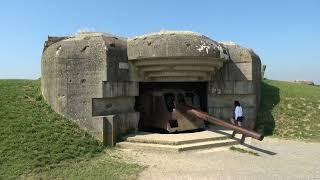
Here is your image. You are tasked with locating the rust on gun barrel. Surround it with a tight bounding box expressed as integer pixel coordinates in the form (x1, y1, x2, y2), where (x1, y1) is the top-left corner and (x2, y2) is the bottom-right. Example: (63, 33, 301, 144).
(179, 105, 264, 141)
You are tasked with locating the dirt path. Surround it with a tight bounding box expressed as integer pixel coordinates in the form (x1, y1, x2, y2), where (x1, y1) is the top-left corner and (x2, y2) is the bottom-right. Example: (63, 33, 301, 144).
(118, 137, 320, 180)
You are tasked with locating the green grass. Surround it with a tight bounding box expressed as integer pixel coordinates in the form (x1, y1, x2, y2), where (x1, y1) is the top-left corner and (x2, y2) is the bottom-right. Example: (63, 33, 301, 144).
(256, 79, 320, 141)
(229, 146, 259, 156)
(28, 149, 143, 179)
(0, 79, 142, 178)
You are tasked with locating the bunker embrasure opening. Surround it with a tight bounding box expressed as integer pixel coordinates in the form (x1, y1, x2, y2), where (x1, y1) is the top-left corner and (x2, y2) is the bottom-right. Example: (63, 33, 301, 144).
(135, 82, 208, 133)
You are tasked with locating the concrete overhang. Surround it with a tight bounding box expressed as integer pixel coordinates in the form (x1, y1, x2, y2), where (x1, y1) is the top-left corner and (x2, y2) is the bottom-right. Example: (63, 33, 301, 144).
(128, 30, 230, 81)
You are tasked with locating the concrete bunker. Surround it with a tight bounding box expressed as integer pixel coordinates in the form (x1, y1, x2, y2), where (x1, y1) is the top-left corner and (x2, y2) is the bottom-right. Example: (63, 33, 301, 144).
(41, 30, 262, 145)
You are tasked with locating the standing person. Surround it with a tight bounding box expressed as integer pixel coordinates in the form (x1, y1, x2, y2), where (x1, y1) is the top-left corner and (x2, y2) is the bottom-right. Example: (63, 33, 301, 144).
(230, 101, 244, 126)
(230, 100, 246, 143)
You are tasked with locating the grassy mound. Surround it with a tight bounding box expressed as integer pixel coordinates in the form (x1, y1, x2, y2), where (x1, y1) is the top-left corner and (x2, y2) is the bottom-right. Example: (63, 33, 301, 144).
(256, 79, 320, 141)
(0, 80, 142, 178)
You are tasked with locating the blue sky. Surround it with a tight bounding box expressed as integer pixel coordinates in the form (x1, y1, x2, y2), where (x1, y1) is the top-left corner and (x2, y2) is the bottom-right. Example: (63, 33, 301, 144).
(0, 0, 319, 84)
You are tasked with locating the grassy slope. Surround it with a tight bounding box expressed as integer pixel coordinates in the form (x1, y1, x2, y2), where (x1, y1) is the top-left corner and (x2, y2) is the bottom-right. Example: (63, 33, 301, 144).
(0, 80, 142, 178)
(256, 79, 320, 141)
(1, 79, 318, 176)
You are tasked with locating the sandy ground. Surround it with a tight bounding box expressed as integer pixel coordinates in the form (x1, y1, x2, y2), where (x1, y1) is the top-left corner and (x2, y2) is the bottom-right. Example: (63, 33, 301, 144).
(117, 137, 320, 180)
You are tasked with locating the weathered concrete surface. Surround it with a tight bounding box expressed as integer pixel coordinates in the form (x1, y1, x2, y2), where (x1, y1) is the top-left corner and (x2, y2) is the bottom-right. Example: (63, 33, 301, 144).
(128, 30, 229, 82)
(208, 42, 262, 128)
(128, 30, 229, 60)
(41, 32, 138, 145)
(41, 30, 262, 145)
(116, 126, 244, 152)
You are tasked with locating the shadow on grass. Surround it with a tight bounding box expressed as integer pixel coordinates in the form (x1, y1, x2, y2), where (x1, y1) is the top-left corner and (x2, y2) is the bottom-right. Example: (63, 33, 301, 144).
(255, 81, 280, 136)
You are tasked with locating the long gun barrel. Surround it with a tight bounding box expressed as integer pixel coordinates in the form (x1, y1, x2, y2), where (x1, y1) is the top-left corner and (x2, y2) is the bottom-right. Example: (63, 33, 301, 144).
(177, 105, 264, 141)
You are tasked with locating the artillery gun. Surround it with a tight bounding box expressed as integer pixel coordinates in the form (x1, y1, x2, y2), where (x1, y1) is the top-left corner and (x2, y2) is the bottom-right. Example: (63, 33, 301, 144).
(136, 89, 264, 143)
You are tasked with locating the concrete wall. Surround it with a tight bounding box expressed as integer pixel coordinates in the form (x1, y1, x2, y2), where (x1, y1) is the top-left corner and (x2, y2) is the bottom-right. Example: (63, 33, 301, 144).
(41, 33, 139, 145)
(208, 43, 261, 129)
